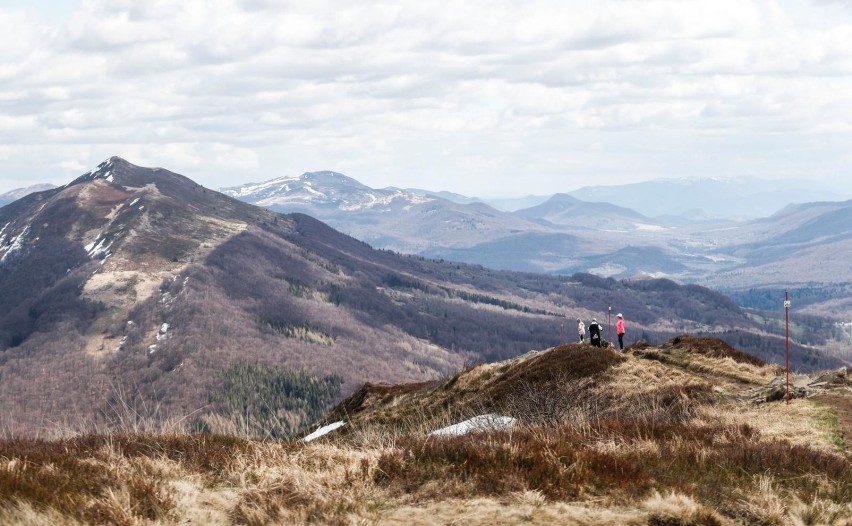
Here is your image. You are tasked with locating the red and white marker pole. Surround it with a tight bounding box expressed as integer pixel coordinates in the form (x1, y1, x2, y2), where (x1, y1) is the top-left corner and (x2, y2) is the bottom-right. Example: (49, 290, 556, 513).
(785, 290, 791, 405)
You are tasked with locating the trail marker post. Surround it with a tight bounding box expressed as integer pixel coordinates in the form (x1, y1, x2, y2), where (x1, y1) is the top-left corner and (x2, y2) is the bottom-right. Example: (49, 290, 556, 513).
(608, 306, 612, 348)
(785, 290, 791, 405)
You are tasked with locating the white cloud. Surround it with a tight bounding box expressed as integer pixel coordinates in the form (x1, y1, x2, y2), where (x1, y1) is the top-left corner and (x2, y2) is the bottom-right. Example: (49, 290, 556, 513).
(58, 159, 87, 173)
(0, 0, 851, 196)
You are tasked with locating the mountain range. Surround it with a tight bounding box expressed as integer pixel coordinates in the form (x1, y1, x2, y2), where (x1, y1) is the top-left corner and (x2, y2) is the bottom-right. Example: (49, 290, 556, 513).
(1, 157, 843, 436)
(221, 172, 557, 255)
(567, 176, 832, 220)
(222, 171, 852, 318)
(409, 176, 838, 219)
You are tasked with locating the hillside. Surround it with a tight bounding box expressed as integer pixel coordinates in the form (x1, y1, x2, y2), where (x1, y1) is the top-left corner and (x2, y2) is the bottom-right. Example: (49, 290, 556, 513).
(0, 158, 561, 436)
(0, 337, 849, 525)
(702, 200, 852, 289)
(0, 158, 846, 438)
(516, 192, 652, 230)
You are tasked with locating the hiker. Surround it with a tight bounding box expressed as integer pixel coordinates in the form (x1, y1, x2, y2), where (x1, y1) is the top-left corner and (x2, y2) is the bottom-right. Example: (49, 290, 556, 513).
(588, 318, 602, 347)
(616, 313, 625, 351)
(577, 318, 585, 343)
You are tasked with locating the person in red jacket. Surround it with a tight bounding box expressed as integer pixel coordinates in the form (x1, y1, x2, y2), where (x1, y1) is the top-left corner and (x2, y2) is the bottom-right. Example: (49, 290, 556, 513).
(616, 313, 625, 351)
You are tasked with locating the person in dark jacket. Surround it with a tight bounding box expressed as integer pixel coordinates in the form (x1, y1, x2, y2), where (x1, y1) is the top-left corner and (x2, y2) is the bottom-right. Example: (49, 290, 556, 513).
(588, 318, 602, 347)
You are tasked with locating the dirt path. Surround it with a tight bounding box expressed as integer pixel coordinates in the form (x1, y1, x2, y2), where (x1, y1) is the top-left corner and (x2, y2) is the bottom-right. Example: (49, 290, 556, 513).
(814, 393, 852, 454)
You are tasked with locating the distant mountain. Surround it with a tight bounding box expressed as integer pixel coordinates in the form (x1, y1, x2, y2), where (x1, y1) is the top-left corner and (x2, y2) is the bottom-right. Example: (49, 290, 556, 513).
(483, 194, 554, 212)
(222, 172, 852, 295)
(421, 232, 584, 273)
(403, 190, 553, 212)
(405, 188, 482, 205)
(222, 173, 681, 273)
(0, 183, 56, 207)
(569, 176, 831, 220)
(221, 171, 421, 212)
(222, 172, 555, 253)
(749, 199, 852, 247)
(515, 193, 656, 232)
(697, 200, 852, 314)
(3, 158, 838, 436)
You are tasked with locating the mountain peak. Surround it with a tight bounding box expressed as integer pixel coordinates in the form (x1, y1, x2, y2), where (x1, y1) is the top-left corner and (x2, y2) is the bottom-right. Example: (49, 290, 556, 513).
(68, 156, 135, 187)
(220, 169, 433, 212)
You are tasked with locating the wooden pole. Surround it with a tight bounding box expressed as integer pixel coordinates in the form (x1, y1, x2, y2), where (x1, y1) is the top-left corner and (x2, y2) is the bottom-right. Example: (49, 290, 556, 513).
(608, 305, 612, 348)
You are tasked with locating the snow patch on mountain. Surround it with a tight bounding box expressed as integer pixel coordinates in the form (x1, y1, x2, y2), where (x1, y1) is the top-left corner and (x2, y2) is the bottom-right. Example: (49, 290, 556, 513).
(634, 223, 667, 232)
(85, 236, 112, 258)
(302, 183, 324, 197)
(1, 225, 29, 262)
(73, 158, 119, 186)
(222, 175, 302, 198)
(156, 323, 171, 341)
(339, 190, 431, 211)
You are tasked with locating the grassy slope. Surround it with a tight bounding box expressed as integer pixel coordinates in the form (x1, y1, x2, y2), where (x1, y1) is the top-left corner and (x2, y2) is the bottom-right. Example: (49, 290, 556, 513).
(0, 337, 850, 525)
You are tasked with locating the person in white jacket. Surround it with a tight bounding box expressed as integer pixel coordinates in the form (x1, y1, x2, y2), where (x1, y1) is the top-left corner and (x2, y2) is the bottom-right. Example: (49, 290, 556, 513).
(577, 318, 586, 343)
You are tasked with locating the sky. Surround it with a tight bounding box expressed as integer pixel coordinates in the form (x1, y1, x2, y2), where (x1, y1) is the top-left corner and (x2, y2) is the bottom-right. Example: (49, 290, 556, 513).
(2, 0, 852, 198)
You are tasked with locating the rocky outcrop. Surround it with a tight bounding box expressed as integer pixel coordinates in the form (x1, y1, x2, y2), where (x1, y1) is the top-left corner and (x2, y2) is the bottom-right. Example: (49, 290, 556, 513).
(755, 367, 850, 403)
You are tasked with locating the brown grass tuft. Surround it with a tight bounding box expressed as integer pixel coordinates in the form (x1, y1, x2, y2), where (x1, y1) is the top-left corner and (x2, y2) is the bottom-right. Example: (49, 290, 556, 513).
(643, 491, 730, 526)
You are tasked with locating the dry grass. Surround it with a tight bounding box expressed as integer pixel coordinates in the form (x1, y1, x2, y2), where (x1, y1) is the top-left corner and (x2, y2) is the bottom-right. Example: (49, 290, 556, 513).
(631, 344, 778, 387)
(0, 424, 849, 525)
(0, 338, 850, 525)
(703, 398, 847, 453)
(376, 497, 647, 525)
(642, 491, 731, 526)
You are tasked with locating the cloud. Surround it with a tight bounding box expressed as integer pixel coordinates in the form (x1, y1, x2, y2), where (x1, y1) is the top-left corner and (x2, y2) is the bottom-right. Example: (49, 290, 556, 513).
(0, 0, 851, 195)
